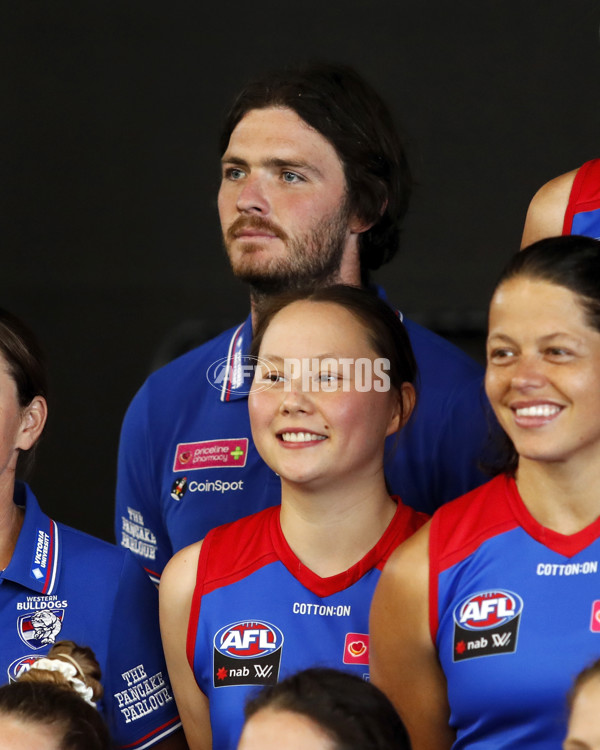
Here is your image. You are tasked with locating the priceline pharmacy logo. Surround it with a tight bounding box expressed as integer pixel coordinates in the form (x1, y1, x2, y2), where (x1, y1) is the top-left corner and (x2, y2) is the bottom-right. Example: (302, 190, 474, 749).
(206, 355, 391, 395)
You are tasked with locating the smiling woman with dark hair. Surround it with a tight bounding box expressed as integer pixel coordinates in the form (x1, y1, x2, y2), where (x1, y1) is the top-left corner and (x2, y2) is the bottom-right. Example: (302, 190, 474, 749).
(371, 235, 600, 750)
(160, 284, 427, 750)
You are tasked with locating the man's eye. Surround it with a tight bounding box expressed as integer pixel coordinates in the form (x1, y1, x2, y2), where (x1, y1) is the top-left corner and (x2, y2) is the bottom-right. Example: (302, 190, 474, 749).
(282, 171, 303, 183)
(224, 167, 245, 180)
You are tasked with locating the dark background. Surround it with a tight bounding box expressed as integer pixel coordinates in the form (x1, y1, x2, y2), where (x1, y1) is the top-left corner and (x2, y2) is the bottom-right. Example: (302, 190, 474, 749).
(3, 1, 600, 541)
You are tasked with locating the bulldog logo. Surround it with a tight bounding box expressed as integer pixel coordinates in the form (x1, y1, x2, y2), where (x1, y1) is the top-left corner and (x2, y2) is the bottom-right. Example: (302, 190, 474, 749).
(17, 609, 64, 650)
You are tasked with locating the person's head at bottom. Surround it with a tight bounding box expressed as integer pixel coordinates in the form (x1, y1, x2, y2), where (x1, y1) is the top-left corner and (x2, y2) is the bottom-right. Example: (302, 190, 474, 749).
(565, 659, 600, 750)
(237, 668, 411, 750)
(0, 640, 111, 750)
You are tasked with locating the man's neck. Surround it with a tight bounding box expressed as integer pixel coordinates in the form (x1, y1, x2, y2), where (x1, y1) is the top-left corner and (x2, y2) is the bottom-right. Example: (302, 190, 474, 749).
(249, 248, 362, 328)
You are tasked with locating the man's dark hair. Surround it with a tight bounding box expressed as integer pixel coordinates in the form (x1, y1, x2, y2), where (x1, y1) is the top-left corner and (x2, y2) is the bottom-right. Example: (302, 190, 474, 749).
(220, 63, 412, 283)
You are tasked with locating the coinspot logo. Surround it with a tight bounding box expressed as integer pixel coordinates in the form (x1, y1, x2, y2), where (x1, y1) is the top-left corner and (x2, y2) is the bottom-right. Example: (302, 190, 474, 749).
(206, 355, 276, 396)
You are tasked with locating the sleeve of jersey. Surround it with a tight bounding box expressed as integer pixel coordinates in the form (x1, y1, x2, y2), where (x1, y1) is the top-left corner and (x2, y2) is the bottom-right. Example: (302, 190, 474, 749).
(563, 159, 600, 234)
(428, 374, 494, 506)
(115, 382, 171, 584)
(103, 552, 182, 749)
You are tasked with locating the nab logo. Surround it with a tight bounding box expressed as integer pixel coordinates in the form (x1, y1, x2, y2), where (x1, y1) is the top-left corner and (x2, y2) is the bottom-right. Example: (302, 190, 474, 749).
(455, 590, 523, 631)
(214, 621, 284, 659)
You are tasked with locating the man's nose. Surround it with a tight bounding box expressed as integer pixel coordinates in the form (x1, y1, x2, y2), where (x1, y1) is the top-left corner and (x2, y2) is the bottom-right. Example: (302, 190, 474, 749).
(236, 175, 270, 215)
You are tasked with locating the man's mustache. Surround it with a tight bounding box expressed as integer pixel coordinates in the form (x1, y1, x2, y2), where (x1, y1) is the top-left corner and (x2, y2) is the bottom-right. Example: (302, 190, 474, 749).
(226, 216, 288, 242)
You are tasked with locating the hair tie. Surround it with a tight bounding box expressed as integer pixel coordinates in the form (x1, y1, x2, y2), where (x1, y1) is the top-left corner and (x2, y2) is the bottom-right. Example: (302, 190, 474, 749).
(53, 653, 86, 681)
(27, 658, 96, 707)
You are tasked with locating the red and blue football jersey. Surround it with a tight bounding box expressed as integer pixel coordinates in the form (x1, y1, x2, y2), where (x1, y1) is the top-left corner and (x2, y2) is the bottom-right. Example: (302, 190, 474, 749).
(431, 475, 600, 749)
(187, 500, 426, 750)
(564, 159, 600, 238)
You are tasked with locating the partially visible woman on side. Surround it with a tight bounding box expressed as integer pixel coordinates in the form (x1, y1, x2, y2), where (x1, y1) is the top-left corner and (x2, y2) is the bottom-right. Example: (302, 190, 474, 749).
(521, 160, 600, 248)
(371, 235, 600, 750)
(564, 659, 600, 750)
(237, 667, 411, 750)
(0, 308, 185, 750)
(0, 640, 110, 750)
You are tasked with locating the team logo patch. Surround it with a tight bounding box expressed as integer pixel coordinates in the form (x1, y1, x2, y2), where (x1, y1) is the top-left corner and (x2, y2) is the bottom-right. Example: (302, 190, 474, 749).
(206, 355, 278, 396)
(590, 601, 600, 632)
(17, 609, 64, 650)
(343, 633, 369, 665)
(452, 590, 522, 661)
(8, 655, 43, 682)
(213, 620, 283, 688)
(170, 476, 188, 501)
(173, 439, 249, 472)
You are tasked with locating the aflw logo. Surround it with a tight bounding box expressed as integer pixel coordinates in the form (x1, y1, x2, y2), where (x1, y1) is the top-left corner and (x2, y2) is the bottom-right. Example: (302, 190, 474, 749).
(254, 664, 273, 678)
(213, 620, 284, 689)
(491, 632, 511, 647)
(453, 589, 523, 662)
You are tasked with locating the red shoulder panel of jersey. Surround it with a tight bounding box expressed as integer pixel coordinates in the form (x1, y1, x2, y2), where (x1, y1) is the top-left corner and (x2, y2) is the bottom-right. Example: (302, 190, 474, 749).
(197, 507, 279, 598)
(186, 507, 280, 666)
(563, 159, 600, 233)
(378, 498, 429, 569)
(428, 475, 518, 640)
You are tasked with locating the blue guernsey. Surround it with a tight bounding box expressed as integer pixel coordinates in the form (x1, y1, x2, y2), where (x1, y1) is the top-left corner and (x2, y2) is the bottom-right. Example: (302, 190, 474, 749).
(431, 475, 600, 749)
(187, 500, 426, 750)
(2, 483, 181, 749)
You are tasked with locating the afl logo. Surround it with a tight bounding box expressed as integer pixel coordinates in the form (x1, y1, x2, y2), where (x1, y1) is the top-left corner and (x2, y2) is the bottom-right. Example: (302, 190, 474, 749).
(454, 590, 523, 631)
(8, 655, 41, 682)
(214, 620, 284, 659)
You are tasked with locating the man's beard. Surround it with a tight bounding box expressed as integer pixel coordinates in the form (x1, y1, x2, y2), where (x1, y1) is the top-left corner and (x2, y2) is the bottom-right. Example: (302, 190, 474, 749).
(223, 201, 350, 301)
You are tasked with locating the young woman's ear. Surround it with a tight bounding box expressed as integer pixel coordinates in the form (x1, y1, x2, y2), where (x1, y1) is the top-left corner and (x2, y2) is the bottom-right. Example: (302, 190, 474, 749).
(386, 383, 416, 437)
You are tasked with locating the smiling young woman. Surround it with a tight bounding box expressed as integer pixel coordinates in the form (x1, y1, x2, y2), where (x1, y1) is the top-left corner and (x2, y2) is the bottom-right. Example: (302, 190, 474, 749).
(159, 285, 427, 750)
(370, 235, 600, 750)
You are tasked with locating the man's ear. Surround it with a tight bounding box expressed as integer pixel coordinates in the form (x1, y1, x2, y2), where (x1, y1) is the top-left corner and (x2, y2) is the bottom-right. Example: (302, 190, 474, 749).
(349, 199, 388, 235)
(349, 215, 375, 234)
(17, 396, 48, 451)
